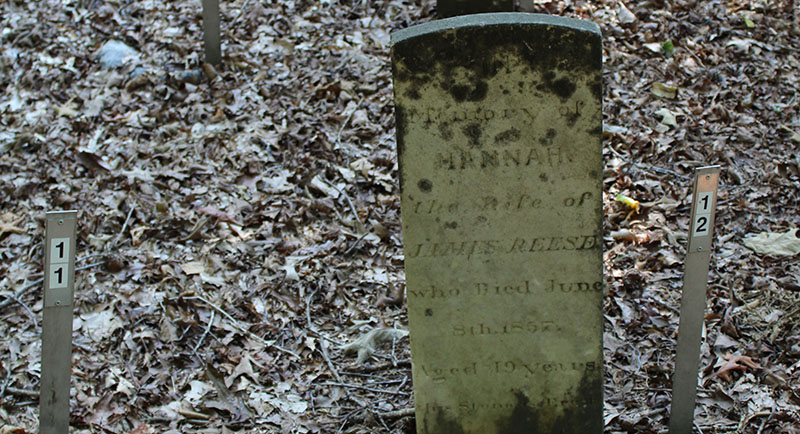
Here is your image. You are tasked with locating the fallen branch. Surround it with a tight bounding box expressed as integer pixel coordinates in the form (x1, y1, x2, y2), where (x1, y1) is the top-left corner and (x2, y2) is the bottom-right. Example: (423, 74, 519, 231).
(184, 294, 301, 360)
(307, 291, 342, 382)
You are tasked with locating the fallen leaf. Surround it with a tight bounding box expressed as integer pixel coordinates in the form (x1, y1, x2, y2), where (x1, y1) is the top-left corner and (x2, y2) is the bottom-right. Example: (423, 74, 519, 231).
(651, 82, 678, 99)
(182, 261, 205, 275)
(610, 229, 636, 242)
(0, 213, 24, 236)
(616, 1, 636, 24)
(76, 151, 112, 171)
(343, 327, 409, 364)
(655, 108, 678, 127)
(743, 229, 800, 256)
(714, 353, 761, 382)
(661, 41, 674, 58)
(197, 205, 241, 225)
(726, 38, 753, 53)
(780, 125, 800, 143)
(55, 99, 80, 118)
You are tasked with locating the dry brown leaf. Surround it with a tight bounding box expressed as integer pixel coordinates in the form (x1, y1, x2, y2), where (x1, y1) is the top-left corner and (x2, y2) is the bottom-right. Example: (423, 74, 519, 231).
(714, 353, 761, 382)
(197, 206, 241, 225)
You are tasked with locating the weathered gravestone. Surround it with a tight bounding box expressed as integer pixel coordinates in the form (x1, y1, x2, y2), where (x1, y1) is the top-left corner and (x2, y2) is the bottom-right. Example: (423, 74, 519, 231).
(438, 0, 514, 18)
(391, 14, 603, 434)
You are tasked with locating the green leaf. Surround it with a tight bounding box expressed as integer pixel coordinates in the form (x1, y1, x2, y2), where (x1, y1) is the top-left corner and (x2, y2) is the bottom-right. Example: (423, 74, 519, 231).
(661, 40, 674, 58)
(744, 17, 755, 28)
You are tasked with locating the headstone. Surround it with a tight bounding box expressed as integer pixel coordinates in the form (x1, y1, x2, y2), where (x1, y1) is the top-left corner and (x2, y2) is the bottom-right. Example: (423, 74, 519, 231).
(391, 14, 603, 434)
(438, 0, 514, 17)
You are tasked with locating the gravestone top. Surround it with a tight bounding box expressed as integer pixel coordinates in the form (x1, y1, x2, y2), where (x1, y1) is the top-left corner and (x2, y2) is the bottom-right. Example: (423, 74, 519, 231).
(392, 13, 601, 45)
(437, 0, 514, 17)
(392, 13, 603, 434)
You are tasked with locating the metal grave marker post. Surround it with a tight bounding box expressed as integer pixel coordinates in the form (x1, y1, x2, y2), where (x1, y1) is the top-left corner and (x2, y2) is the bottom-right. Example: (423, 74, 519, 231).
(669, 166, 721, 434)
(392, 14, 603, 434)
(40, 211, 77, 434)
(202, 0, 222, 64)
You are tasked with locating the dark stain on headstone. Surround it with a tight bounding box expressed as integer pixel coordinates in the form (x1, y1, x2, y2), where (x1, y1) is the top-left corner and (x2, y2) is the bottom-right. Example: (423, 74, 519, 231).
(418, 179, 433, 192)
(538, 72, 575, 100)
(463, 123, 483, 148)
(539, 173, 548, 182)
(449, 81, 489, 102)
(496, 373, 602, 434)
(425, 308, 434, 317)
(494, 127, 521, 145)
(591, 81, 602, 100)
(444, 221, 458, 229)
(426, 407, 466, 434)
(497, 390, 540, 434)
(439, 122, 454, 140)
(405, 88, 421, 100)
(394, 106, 407, 193)
(392, 20, 601, 108)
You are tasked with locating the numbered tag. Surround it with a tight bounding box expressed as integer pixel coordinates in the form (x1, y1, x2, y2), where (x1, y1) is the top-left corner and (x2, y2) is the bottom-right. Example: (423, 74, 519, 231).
(44, 212, 77, 307)
(687, 167, 720, 252)
(691, 192, 714, 237)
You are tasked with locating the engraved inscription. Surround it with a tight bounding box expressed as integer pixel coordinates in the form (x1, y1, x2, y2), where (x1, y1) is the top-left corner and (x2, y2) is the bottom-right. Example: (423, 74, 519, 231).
(405, 235, 600, 258)
(433, 146, 564, 170)
(452, 320, 560, 336)
(408, 191, 593, 215)
(405, 106, 538, 125)
(406, 280, 603, 299)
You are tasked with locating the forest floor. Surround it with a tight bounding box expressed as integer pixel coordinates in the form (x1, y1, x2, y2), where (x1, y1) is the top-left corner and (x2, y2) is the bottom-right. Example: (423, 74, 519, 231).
(1, 0, 800, 433)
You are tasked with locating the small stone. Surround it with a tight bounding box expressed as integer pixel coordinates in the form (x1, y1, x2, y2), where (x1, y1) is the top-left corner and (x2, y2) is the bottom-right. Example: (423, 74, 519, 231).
(96, 40, 139, 69)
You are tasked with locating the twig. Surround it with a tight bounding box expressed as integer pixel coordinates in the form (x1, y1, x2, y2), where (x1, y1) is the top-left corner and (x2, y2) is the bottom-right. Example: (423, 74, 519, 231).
(342, 359, 411, 373)
(337, 186, 362, 231)
(307, 291, 342, 382)
(343, 232, 370, 255)
(5, 293, 37, 329)
(737, 410, 772, 433)
(76, 261, 104, 272)
(607, 143, 690, 180)
(184, 294, 301, 360)
(119, 201, 136, 238)
(346, 407, 415, 426)
(233, 0, 251, 23)
(0, 368, 11, 400)
(193, 310, 215, 353)
(321, 381, 410, 395)
(372, 408, 391, 431)
(337, 408, 361, 434)
(76, 253, 105, 263)
(378, 407, 415, 419)
(335, 97, 364, 149)
(178, 408, 211, 420)
(6, 387, 39, 398)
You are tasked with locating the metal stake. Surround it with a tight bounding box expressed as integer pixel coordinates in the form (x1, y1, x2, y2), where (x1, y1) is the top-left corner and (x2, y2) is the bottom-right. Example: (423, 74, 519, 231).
(40, 211, 77, 434)
(202, 0, 222, 65)
(669, 166, 721, 434)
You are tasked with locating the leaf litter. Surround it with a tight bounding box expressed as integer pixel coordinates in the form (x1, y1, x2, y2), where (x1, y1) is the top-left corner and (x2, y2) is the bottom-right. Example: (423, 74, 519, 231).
(1, 0, 799, 433)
